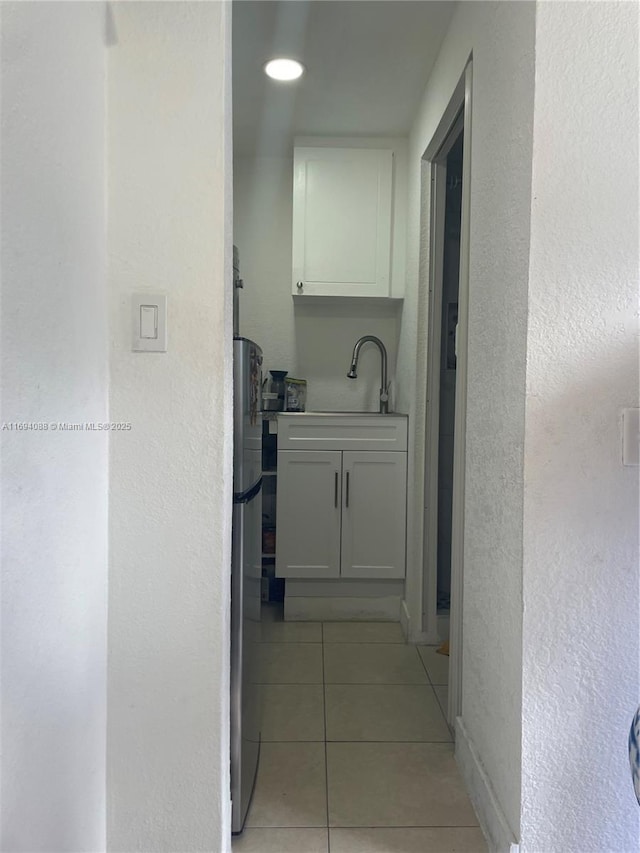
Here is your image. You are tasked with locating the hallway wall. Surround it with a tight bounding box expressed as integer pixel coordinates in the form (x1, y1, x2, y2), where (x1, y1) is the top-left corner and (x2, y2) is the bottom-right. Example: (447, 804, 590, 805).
(1, 4, 108, 850)
(521, 3, 640, 850)
(397, 2, 535, 842)
(107, 4, 233, 851)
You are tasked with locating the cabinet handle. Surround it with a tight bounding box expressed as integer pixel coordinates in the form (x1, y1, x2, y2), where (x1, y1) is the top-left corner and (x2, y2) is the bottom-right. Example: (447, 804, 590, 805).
(296, 281, 304, 291)
(345, 471, 350, 507)
(334, 472, 339, 507)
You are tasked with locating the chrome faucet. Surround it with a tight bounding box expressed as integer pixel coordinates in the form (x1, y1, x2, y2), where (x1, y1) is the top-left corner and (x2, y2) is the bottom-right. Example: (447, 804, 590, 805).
(347, 335, 389, 414)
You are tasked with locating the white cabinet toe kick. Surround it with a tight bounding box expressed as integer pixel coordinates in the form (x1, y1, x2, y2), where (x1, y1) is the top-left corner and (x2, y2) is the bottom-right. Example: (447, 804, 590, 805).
(284, 579, 405, 622)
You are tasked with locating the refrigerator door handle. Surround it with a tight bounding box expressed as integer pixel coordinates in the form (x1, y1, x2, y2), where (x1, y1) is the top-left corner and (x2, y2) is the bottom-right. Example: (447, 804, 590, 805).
(233, 477, 263, 505)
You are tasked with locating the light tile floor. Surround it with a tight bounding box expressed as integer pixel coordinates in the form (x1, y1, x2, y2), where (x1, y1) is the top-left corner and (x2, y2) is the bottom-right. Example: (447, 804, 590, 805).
(234, 617, 487, 853)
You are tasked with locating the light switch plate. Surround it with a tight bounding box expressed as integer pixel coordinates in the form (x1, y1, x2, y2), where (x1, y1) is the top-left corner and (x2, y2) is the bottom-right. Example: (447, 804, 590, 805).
(622, 407, 639, 466)
(132, 293, 167, 352)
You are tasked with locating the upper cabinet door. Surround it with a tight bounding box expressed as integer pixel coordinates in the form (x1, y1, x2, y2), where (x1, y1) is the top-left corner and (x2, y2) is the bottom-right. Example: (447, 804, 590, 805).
(292, 147, 393, 298)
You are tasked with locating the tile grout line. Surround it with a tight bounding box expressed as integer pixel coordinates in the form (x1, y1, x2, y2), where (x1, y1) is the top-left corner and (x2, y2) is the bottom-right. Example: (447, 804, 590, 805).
(321, 623, 331, 853)
(434, 688, 449, 728)
(259, 681, 434, 686)
(319, 680, 433, 685)
(414, 648, 441, 730)
(244, 823, 481, 829)
(263, 640, 409, 645)
(260, 739, 325, 744)
(319, 740, 454, 745)
(261, 736, 453, 746)
(415, 646, 451, 733)
(415, 645, 433, 683)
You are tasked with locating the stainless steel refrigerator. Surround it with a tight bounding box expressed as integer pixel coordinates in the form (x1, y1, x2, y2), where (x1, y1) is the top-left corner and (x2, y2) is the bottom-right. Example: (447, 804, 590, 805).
(230, 335, 263, 834)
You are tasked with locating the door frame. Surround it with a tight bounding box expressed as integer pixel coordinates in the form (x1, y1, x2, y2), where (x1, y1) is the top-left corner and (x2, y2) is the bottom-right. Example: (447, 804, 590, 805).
(421, 60, 472, 727)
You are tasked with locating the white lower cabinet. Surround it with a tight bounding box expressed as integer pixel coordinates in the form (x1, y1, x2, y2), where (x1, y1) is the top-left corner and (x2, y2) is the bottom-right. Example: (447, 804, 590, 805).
(276, 448, 406, 580)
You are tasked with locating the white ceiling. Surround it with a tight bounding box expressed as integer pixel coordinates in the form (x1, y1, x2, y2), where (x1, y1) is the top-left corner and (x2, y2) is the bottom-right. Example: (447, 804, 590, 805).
(232, 0, 456, 157)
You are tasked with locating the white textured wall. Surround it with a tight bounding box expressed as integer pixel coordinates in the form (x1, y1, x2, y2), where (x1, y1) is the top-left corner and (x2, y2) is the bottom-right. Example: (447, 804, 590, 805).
(107, 4, 233, 851)
(521, 3, 640, 851)
(397, 1, 535, 838)
(1, 3, 108, 850)
(234, 155, 401, 414)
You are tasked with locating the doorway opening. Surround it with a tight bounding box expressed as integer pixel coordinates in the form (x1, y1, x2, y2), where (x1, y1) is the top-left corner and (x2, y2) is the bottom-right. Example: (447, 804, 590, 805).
(436, 131, 463, 618)
(421, 62, 472, 727)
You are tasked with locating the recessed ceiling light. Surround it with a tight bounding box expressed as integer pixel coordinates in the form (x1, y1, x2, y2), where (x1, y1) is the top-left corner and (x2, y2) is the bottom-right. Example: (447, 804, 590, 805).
(264, 58, 305, 82)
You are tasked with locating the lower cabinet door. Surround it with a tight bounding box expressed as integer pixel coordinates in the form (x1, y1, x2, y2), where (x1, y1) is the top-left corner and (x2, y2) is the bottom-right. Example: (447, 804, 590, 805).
(276, 450, 342, 579)
(341, 451, 407, 579)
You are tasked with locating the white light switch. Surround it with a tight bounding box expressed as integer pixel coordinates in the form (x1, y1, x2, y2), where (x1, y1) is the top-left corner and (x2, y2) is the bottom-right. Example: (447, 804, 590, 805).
(622, 408, 639, 466)
(140, 305, 157, 339)
(132, 294, 167, 352)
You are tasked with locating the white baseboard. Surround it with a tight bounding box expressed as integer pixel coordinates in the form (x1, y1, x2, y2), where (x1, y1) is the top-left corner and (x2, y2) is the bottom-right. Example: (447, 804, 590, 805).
(400, 599, 440, 645)
(455, 717, 519, 853)
(285, 595, 401, 622)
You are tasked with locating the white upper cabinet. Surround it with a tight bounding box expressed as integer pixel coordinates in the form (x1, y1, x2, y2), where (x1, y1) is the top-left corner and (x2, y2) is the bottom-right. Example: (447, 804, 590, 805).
(292, 146, 394, 298)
